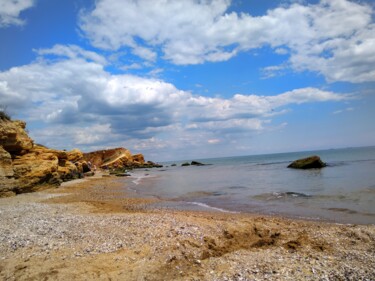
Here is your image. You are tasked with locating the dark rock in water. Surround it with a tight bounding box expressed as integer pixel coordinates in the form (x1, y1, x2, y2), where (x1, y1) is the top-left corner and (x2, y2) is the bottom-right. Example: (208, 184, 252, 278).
(287, 155, 326, 169)
(285, 192, 311, 198)
(115, 173, 131, 177)
(181, 162, 190, 167)
(191, 161, 205, 166)
(171, 164, 177, 166)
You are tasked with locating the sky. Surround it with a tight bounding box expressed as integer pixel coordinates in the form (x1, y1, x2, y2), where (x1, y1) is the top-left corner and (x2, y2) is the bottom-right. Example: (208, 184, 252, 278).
(0, 0, 374, 162)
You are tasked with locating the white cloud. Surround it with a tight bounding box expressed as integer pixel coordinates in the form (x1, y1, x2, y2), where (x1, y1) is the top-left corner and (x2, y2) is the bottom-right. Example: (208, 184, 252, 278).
(0, 48, 351, 155)
(131, 46, 157, 62)
(79, 0, 375, 82)
(275, 48, 289, 55)
(0, 0, 34, 27)
(261, 64, 288, 79)
(73, 124, 113, 145)
(37, 44, 108, 65)
(333, 107, 354, 114)
(120, 63, 143, 71)
(208, 139, 221, 144)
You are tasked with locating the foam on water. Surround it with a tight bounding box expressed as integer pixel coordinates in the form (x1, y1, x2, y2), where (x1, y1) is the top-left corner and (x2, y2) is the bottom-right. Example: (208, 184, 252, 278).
(187, 202, 239, 213)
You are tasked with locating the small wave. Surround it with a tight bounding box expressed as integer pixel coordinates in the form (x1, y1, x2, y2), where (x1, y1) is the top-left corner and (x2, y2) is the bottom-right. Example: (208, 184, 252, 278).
(130, 173, 155, 185)
(227, 185, 247, 190)
(326, 162, 346, 167)
(253, 191, 312, 201)
(326, 207, 358, 214)
(283, 192, 311, 198)
(325, 207, 375, 217)
(188, 202, 238, 213)
(182, 191, 226, 198)
(256, 161, 290, 166)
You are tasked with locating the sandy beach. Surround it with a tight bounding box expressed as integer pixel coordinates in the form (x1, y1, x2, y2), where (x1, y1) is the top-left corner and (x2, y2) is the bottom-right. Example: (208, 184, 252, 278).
(0, 176, 374, 281)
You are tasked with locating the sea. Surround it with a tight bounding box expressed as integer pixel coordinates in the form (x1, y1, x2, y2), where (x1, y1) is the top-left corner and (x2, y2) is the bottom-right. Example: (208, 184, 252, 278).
(123, 146, 375, 225)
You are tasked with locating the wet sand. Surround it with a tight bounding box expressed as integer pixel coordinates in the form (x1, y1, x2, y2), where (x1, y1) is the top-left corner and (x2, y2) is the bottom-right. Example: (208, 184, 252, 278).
(0, 176, 374, 280)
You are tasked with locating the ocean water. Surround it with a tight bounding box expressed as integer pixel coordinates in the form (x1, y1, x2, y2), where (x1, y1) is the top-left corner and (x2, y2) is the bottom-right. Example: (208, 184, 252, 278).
(125, 146, 375, 224)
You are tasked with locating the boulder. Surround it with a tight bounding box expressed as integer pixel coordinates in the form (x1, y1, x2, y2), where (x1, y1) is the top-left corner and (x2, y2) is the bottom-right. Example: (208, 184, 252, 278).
(79, 161, 91, 173)
(146, 161, 163, 168)
(132, 154, 145, 164)
(287, 155, 327, 169)
(58, 160, 81, 181)
(11, 150, 60, 193)
(181, 162, 190, 167)
(0, 145, 16, 197)
(67, 149, 84, 163)
(0, 119, 33, 153)
(191, 161, 205, 166)
(0, 145, 14, 178)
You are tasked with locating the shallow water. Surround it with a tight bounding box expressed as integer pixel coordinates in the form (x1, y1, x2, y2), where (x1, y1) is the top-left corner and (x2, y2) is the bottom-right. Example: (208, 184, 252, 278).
(124, 146, 375, 224)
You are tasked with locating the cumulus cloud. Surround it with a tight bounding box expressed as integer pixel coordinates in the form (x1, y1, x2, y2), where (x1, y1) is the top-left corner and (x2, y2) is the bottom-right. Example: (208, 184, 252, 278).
(0, 48, 351, 154)
(0, 0, 34, 27)
(79, 0, 374, 83)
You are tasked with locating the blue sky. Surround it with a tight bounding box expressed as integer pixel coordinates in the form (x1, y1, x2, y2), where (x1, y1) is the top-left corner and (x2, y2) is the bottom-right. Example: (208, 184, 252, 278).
(0, 0, 374, 161)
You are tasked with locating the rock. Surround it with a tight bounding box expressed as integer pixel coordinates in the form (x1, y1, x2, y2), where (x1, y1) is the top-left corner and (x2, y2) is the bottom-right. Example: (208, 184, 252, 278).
(12, 147, 62, 190)
(191, 161, 205, 166)
(287, 155, 327, 169)
(0, 145, 14, 178)
(0, 118, 86, 196)
(132, 154, 145, 164)
(0, 145, 17, 197)
(145, 161, 163, 168)
(115, 173, 131, 177)
(80, 161, 91, 173)
(58, 160, 81, 181)
(84, 148, 161, 169)
(66, 149, 84, 163)
(0, 119, 33, 153)
(181, 162, 190, 167)
(84, 148, 133, 169)
(0, 118, 159, 196)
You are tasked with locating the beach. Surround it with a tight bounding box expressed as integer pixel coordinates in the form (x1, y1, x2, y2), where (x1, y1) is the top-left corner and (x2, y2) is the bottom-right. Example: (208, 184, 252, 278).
(0, 175, 374, 281)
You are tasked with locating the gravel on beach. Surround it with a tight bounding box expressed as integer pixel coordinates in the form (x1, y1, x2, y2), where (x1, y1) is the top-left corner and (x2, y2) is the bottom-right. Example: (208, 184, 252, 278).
(0, 177, 374, 281)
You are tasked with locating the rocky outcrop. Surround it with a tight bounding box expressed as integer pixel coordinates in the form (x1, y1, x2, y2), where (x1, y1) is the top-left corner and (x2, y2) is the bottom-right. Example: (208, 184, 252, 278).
(84, 148, 162, 169)
(0, 118, 162, 197)
(181, 161, 207, 167)
(0, 119, 86, 197)
(287, 155, 327, 169)
(191, 161, 206, 166)
(0, 120, 33, 152)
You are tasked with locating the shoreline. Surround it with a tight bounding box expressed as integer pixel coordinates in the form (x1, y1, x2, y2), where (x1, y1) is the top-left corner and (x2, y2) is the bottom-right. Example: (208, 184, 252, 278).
(1, 176, 374, 280)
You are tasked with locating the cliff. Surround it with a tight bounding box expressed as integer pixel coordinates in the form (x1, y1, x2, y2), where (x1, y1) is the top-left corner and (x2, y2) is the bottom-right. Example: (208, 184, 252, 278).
(0, 118, 87, 197)
(0, 117, 162, 197)
(83, 148, 161, 169)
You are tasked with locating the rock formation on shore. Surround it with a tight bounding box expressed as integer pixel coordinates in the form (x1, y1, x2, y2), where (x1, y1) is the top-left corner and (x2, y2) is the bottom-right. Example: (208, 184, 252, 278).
(0, 118, 87, 197)
(287, 155, 327, 169)
(0, 118, 162, 197)
(83, 148, 162, 169)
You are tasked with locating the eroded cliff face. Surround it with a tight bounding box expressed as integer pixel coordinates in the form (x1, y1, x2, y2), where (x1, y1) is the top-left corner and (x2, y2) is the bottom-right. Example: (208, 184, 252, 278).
(83, 148, 161, 169)
(0, 118, 162, 197)
(0, 119, 86, 197)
